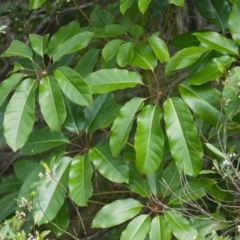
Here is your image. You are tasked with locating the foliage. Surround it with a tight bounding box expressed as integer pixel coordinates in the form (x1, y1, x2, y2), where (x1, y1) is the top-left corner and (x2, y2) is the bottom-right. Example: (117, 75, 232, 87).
(1, 0, 240, 239)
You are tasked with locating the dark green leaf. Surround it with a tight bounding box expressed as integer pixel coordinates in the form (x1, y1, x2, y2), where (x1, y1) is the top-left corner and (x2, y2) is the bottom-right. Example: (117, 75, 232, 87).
(29, 0, 46, 9)
(90, 6, 114, 28)
(146, 167, 162, 196)
(4, 79, 37, 151)
(229, 3, 240, 45)
(170, 32, 199, 49)
(29, 34, 49, 56)
(117, 42, 134, 67)
(149, 216, 171, 240)
(0, 174, 22, 194)
(169, 0, 184, 7)
(91, 198, 143, 228)
(102, 39, 124, 62)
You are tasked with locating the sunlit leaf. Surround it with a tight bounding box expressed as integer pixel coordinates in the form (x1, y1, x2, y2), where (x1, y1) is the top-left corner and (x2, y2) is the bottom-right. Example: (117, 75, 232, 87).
(29, 34, 49, 56)
(138, 0, 151, 14)
(229, 3, 240, 45)
(102, 39, 124, 62)
(120, 0, 133, 14)
(149, 216, 171, 240)
(117, 42, 134, 67)
(29, 0, 46, 9)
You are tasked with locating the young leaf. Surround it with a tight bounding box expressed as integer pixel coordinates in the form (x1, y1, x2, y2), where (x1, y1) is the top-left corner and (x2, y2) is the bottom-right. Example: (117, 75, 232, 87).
(193, 31, 238, 55)
(120, 0, 133, 14)
(29, 34, 49, 56)
(39, 76, 66, 132)
(165, 47, 208, 75)
(110, 97, 144, 157)
(135, 105, 164, 174)
(91, 198, 143, 228)
(20, 129, 68, 155)
(54, 66, 92, 106)
(69, 155, 93, 206)
(163, 98, 203, 177)
(165, 212, 198, 240)
(85, 69, 142, 93)
(4, 79, 37, 151)
(102, 39, 124, 62)
(149, 216, 171, 240)
(0, 73, 24, 107)
(138, 0, 151, 14)
(30, 0, 46, 9)
(205, 143, 227, 159)
(117, 42, 134, 67)
(33, 156, 71, 226)
(169, 0, 184, 7)
(89, 143, 129, 183)
(53, 32, 94, 62)
(148, 33, 169, 63)
(120, 214, 150, 240)
(229, 3, 240, 45)
(48, 20, 81, 56)
(1, 40, 33, 59)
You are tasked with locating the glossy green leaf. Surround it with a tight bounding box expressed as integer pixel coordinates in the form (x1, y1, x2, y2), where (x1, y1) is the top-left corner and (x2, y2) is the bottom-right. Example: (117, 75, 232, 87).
(146, 167, 162, 196)
(74, 48, 100, 77)
(117, 42, 134, 67)
(48, 21, 81, 56)
(165, 47, 208, 75)
(29, 0, 46, 9)
(110, 97, 144, 157)
(53, 31, 94, 62)
(163, 98, 203, 177)
(102, 39, 124, 62)
(90, 6, 114, 28)
(131, 43, 157, 70)
(1, 40, 33, 59)
(89, 143, 129, 183)
(33, 156, 71, 225)
(169, 178, 215, 204)
(188, 55, 235, 85)
(120, 214, 150, 240)
(54, 66, 92, 106)
(13, 159, 39, 182)
(69, 155, 93, 206)
(148, 33, 169, 63)
(29, 34, 49, 56)
(169, 0, 184, 7)
(138, 0, 151, 14)
(0, 174, 22, 194)
(94, 24, 126, 38)
(165, 212, 198, 240)
(135, 105, 164, 174)
(179, 84, 224, 126)
(229, 3, 240, 44)
(4, 79, 37, 151)
(149, 216, 171, 240)
(120, 0, 133, 14)
(128, 25, 143, 38)
(170, 32, 199, 49)
(194, 0, 230, 31)
(193, 31, 238, 55)
(39, 76, 66, 132)
(85, 69, 142, 93)
(91, 198, 143, 228)
(20, 128, 68, 155)
(0, 73, 24, 107)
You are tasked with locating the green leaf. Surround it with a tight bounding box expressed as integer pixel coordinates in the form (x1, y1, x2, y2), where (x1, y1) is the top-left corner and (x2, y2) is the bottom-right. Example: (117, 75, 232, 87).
(188, 55, 235, 85)
(20, 128, 68, 155)
(170, 32, 199, 49)
(94, 24, 126, 38)
(149, 216, 171, 240)
(13, 159, 39, 182)
(205, 143, 227, 158)
(135, 105, 164, 174)
(0, 174, 22, 194)
(146, 167, 162, 196)
(193, 31, 238, 55)
(85, 69, 142, 93)
(163, 98, 203, 177)
(179, 84, 224, 126)
(148, 33, 169, 63)
(4, 79, 37, 151)
(1, 40, 33, 58)
(54, 66, 92, 106)
(91, 198, 143, 228)
(120, 0, 133, 14)
(102, 39, 124, 62)
(131, 43, 157, 70)
(39, 76, 66, 132)
(165, 212, 198, 240)
(194, 0, 230, 31)
(169, 0, 184, 7)
(33, 156, 71, 225)
(138, 0, 151, 14)
(110, 97, 144, 157)
(169, 178, 215, 204)
(165, 47, 208, 75)
(89, 143, 129, 183)
(29, 34, 49, 56)
(69, 155, 93, 206)
(117, 42, 134, 67)
(48, 20, 81, 56)
(128, 25, 144, 38)
(74, 48, 100, 77)
(229, 3, 240, 45)
(0, 73, 24, 107)
(29, 0, 46, 9)
(90, 6, 114, 28)
(53, 31, 94, 62)
(120, 214, 150, 240)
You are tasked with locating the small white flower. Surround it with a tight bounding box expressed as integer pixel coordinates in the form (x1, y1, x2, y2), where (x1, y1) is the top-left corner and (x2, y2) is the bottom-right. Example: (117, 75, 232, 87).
(38, 172, 44, 178)
(212, 167, 215, 170)
(238, 225, 240, 233)
(223, 159, 231, 167)
(20, 211, 26, 217)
